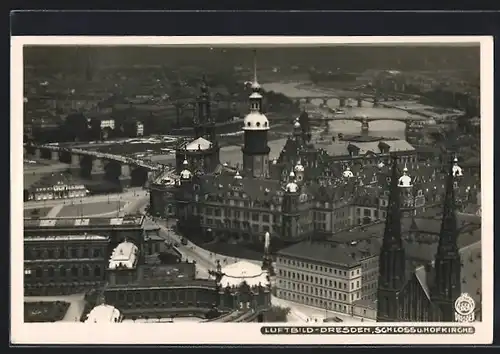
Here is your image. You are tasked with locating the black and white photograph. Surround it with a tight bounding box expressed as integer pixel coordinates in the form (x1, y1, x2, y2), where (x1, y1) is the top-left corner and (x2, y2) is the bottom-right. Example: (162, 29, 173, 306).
(11, 36, 493, 345)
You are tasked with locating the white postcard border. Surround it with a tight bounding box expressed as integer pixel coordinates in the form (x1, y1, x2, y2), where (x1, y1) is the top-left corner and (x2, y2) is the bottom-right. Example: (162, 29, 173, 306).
(11, 35, 494, 345)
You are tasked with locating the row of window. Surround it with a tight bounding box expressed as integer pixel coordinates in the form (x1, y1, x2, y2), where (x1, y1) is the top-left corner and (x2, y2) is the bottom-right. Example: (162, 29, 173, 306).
(204, 218, 272, 234)
(108, 289, 215, 304)
(278, 281, 361, 302)
(24, 247, 104, 260)
(278, 291, 351, 314)
(313, 208, 349, 220)
(205, 208, 276, 223)
(24, 265, 103, 279)
(277, 259, 361, 278)
(278, 271, 360, 290)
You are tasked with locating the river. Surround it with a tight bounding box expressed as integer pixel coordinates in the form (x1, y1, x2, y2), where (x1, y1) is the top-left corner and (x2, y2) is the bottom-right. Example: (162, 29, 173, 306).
(262, 81, 408, 140)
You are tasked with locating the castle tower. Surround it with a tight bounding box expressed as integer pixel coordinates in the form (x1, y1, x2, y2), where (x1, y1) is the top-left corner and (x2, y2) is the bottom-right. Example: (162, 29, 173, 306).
(241, 50, 270, 178)
(431, 156, 462, 321)
(281, 171, 300, 240)
(175, 77, 220, 174)
(377, 156, 407, 322)
(194, 75, 217, 144)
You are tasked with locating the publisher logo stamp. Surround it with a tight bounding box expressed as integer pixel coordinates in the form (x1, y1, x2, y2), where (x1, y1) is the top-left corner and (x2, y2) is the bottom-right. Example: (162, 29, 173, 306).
(455, 293, 476, 323)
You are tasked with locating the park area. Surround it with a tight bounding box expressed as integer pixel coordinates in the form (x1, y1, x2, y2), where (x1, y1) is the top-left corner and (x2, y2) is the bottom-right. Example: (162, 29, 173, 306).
(56, 201, 127, 217)
(24, 301, 70, 323)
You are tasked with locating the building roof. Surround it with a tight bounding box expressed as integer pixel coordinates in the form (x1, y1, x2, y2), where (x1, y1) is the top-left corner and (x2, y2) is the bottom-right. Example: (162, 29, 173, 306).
(24, 234, 109, 243)
(415, 241, 481, 306)
(277, 238, 381, 268)
(219, 260, 270, 288)
(24, 215, 145, 229)
(108, 241, 139, 270)
(109, 262, 200, 288)
(84, 304, 122, 323)
(317, 139, 415, 158)
(185, 137, 213, 151)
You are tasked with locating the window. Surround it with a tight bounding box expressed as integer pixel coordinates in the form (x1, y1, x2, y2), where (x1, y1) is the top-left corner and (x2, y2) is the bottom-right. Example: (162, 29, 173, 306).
(82, 248, 89, 258)
(83, 266, 90, 277)
(35, 267, 43, 278)
(47, 249, 54, 259)
(71, 266, 79, 277)
(262, 214, 270, 223)
(47, 267, 55, 277)
(94, 266, 101, 277)
(71, 248, 78, 258)
(93, 249, 101, 258)
(252, 213, 259, 221)
(60, 267, 66, 277)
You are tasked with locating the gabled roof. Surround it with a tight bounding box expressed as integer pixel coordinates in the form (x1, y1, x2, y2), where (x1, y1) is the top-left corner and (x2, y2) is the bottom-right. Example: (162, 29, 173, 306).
(414, 241, 481, 305)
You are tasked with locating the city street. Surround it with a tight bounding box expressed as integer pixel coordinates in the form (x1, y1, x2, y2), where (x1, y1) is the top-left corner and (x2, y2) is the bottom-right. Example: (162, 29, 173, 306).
(150, 217, 263, 279)
(271, 295, 371, 324)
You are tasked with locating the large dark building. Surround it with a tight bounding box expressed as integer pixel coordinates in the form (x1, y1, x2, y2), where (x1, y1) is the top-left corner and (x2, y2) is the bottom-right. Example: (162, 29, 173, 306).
(24, 234, 109, 296)
(148, 52, 480, 251)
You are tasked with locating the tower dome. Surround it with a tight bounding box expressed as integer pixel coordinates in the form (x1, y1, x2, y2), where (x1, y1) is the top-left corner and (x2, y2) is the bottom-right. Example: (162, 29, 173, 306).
(243, 50, 269, 131)
(452, 156, 463, 177)
(398, 164, 413, 188)
(285, 171, 299, 193)
(179, 159, 192, 180)
(294, 159, 305, 173)
(234, 170, 243, 180)
(342, 166, 354, 178)
(243, 111, 269, 131)
(272, 158, 278, 165)
(294, 119, 301, 129)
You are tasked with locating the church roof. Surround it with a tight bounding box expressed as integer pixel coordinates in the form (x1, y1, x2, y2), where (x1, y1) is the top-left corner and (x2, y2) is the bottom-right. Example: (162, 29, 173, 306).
(185, 137, 213, 151)
(414, 240, 481, 305)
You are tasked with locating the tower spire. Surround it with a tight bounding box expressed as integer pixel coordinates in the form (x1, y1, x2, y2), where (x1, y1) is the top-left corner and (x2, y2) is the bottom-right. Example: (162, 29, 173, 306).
(382, 156, 403, 249)
(253, 49, 258, 85)
(377, 155, 406, 322)
(251, 49, 261, 92)
(437, 156, 460, 254)
(431, 156, 462, 321)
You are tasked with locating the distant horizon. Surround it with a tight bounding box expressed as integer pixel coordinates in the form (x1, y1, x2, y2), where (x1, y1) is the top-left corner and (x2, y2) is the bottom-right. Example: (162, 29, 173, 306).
(23, 45, 480, 75)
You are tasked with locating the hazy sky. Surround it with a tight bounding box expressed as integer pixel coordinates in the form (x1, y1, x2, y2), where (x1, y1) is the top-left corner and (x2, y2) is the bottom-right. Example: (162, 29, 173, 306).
(24, 45, 480, 73)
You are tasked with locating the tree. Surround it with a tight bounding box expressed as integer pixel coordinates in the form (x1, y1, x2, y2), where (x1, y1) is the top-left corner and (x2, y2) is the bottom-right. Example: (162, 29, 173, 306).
(30, 208, 40, 218)
(62, 113, 89, 142)
(264, 306, 290, 322)
(123, 117, 138, 137)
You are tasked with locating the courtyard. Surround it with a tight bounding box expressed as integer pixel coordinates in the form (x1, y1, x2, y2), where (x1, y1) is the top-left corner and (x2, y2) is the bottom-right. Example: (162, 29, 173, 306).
(24, 301, 70, 323)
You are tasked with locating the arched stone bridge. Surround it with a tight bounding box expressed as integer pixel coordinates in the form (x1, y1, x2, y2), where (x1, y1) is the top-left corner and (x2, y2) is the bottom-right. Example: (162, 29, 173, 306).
(273, 114, 418, 132)
(290, 93, 371, 106)
(24, 143, 166, 188)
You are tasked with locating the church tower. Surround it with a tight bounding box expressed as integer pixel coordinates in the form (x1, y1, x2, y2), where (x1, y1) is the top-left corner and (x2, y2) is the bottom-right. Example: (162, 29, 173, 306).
(431, 156, 462, 321)
(193, 76, 217, 144)
(377, 156, 407, 322)
(241, 50, 271, 178)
